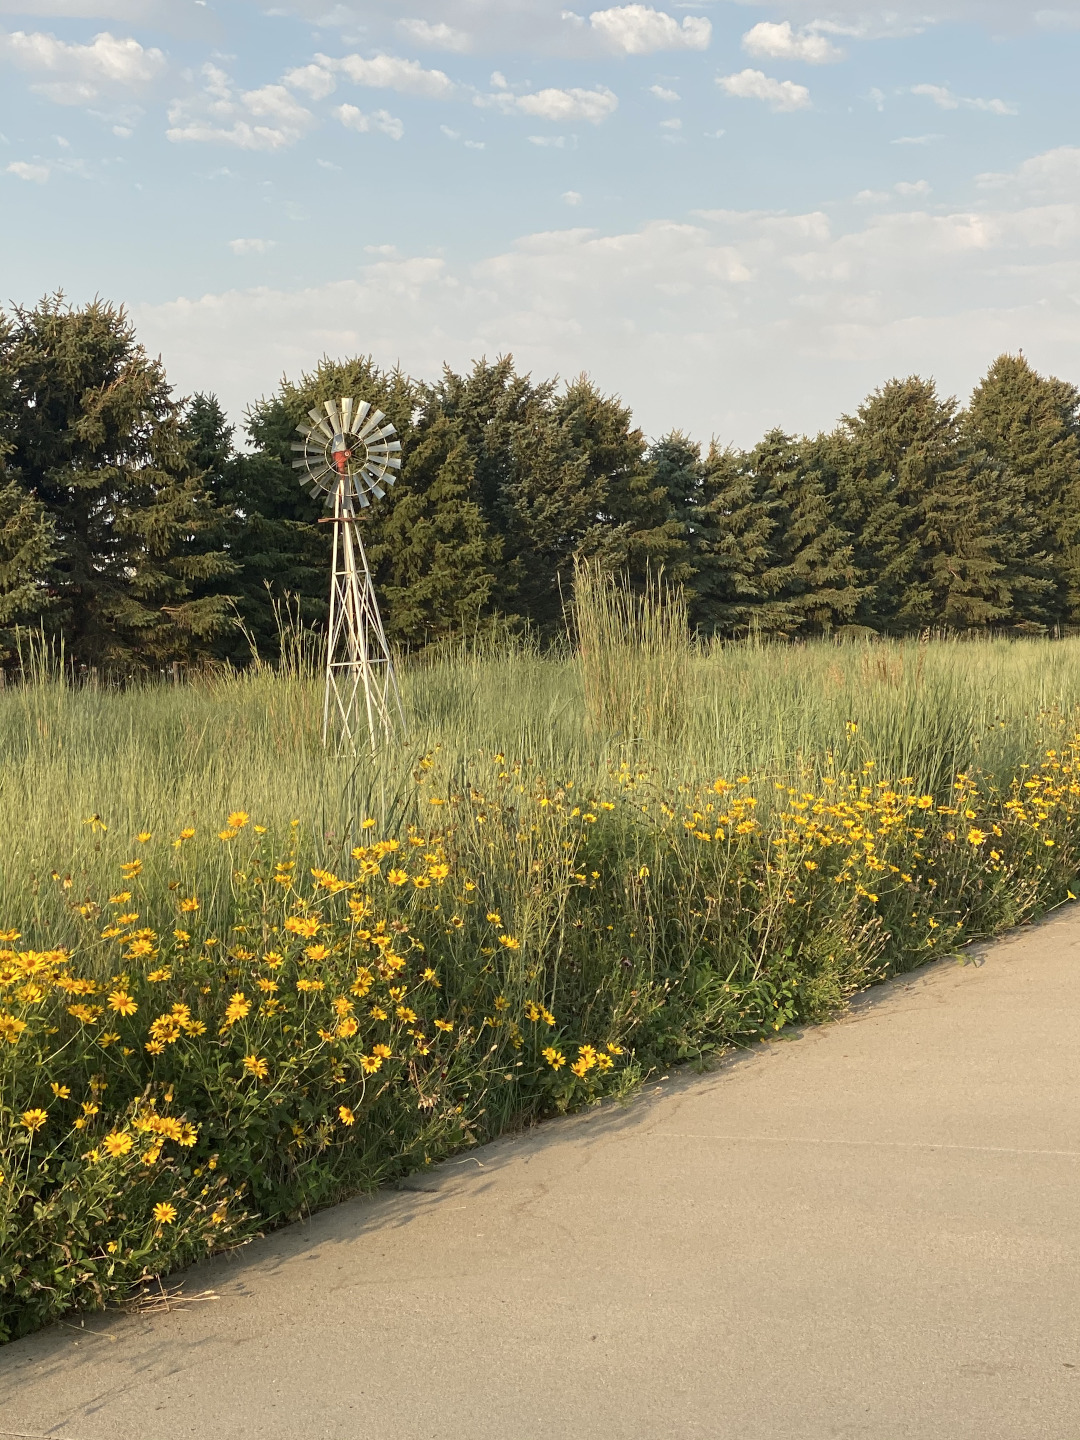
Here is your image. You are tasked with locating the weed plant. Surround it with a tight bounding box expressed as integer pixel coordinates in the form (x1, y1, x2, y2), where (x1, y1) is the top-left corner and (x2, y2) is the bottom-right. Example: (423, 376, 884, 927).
(3, 590, 1080, 1338)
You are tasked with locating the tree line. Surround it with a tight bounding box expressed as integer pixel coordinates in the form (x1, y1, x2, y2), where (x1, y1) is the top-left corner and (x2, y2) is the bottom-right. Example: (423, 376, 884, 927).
(1, 293, 1078, 669)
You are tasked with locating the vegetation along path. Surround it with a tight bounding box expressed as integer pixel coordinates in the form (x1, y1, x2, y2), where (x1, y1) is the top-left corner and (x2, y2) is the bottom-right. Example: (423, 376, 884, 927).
(1, 909, 1077, 1440)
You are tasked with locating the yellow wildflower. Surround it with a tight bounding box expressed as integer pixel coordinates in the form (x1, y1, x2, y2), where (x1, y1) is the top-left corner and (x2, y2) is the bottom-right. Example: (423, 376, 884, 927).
(108, 990, 137, 1017)
(21, 1108, 48, 1132)
(153, 1202, 177, 1225)
(338, 1105, 356, 1126)
(222, 991, 251, 1026)
(103, 1131, 133, 1157)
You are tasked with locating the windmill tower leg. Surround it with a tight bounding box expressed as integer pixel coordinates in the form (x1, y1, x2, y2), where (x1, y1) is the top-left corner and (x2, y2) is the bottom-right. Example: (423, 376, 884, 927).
(322, 480, 404, 756)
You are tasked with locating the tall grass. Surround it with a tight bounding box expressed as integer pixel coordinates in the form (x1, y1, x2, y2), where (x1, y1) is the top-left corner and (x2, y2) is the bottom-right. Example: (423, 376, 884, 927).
(2, 625, 1078, 947)
(6, 585, 1080, 1336)
(573, 558, 689, 742)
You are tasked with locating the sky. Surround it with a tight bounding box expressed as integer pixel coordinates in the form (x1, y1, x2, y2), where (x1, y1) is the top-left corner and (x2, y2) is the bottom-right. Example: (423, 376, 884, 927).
(1, 0, 1079, 447)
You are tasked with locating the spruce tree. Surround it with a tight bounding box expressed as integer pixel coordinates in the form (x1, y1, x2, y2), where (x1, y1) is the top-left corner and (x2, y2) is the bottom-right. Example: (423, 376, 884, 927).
(749, 430, 860, 635)
(692, 441, 783, 636)
(967, 353, 1080, 626)
(367, 412, 501, 647)
(618, 431, 700, 586)
(0, 313, 57, 654)
(0, 295, 236, 668)
(829, 375, 1052, 633)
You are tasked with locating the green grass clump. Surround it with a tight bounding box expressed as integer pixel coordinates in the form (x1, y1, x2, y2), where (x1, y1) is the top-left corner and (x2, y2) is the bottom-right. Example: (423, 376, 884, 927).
(3, 624, 1080, 1339)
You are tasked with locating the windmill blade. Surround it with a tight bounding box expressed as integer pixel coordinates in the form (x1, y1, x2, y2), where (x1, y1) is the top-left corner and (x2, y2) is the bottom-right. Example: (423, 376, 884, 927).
(290, 442, 309, 453)
(307, 408, 336, 442)
(354, 408, 386, 442)
(340, 397, 354, 433)
(356, 489, 370, 508)
(384, 472, 397, 486)
(291, 458, 310, 470)
(323, 398, 344, 435)
(370, 483, 386, 500)
(295, 424, 317, 439)
(386, 456, 401, 468)
(349, 400, 371, 437)
(372, 423, 397, 441)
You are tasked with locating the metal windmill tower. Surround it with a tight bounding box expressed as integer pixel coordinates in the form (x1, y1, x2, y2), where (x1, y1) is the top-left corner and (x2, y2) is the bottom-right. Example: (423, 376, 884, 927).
(292, 397, 405, 755)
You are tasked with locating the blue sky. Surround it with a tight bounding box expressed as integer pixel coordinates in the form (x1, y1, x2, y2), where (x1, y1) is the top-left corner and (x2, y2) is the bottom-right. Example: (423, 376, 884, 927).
(2, 0, 1079, 445)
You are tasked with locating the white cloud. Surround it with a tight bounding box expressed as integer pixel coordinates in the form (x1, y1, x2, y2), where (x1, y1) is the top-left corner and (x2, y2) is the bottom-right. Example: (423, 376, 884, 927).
(742, 21, 844, 63)
(528, 134, 574, 147)
(397, 17, 471, 51)
(479, 84, 618, 124)
(563, 189, 583, 204)
(911, 83, 1017, 115)
(0, 26, 164, 103)
(328, 52, 456, 99)
(892, 133, 943, 145)
(136, 141, 1080, 455)
(167, 65, 315, 150)
(894, 179, 931, 195)
(649, 83, 679, 101)
(588, 4, 710, 54)
(335, 103, 404, 139)
(283, 62, 336, 99)
(660, 116, 681, 130)
(6, 159, 49, 181)
(718, 69, 811, 112)
(229, 238, 276, 255)
(976, 145, 1080, 198)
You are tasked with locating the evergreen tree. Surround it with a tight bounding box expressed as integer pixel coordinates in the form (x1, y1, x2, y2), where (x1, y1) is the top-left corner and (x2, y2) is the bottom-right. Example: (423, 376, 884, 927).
(967, 353, 1080, 625)
(828, 376, 1052, 632)
(0, 479, 57, 655)
(368, 413, 501, 646)
(692, 441, 784, 636)
(619, 431, 700, 586)
(0, 295, 236, 668)
(749, 430, 860, 635)
(0, 312, 57, 653)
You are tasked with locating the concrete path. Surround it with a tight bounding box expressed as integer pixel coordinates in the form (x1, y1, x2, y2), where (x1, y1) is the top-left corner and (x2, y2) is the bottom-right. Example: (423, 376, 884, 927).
(2, 915, 1079, 1440)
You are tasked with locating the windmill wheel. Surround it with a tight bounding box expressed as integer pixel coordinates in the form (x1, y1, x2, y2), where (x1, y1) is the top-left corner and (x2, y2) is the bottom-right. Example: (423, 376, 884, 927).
(291, 396, 401, 509)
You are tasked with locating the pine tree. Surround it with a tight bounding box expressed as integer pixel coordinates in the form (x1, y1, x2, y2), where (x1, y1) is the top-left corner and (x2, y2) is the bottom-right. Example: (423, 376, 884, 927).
(368, 413, 501, 646)
(749, 430, 860, 635)
(829, 375, 1052, 633)
(619, 432, 700, 586)
(692, 441, 784, 636)
(0, 295, 236, 668)
(967, 353, 1080, 626)
(0, 312, 57, 654)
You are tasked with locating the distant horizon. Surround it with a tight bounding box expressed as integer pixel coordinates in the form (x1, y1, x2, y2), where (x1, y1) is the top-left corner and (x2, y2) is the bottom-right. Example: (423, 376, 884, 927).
(3, 0, 1078, 447)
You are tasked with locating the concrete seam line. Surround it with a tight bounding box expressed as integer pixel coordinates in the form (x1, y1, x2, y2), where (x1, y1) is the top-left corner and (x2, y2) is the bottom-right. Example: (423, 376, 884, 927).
(0, 1432, 90, 1439)
(654, 1133, 1080, 1158)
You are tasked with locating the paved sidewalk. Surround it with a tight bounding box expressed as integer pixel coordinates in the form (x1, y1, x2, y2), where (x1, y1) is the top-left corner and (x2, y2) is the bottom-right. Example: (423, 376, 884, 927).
(2, 915, 1079, 1440)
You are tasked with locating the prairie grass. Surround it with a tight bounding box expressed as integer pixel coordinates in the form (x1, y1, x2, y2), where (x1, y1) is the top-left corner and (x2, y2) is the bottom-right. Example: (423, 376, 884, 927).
(2, 628, 1078, 942)
(3, 613, 1080, 1338)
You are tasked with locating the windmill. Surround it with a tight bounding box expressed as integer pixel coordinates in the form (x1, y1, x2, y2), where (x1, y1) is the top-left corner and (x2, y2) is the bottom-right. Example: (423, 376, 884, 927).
(292, 397, 405, 754)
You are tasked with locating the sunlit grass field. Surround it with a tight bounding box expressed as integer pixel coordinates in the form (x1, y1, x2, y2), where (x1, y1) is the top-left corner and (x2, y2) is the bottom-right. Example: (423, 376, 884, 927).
(4, 610, 1080, 1338)
(5, 631, 1080, 942)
